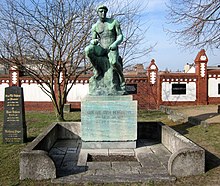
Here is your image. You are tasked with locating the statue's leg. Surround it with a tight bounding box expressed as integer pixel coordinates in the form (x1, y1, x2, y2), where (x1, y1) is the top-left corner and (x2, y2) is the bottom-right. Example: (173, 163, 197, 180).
(85, 45, 99, 78)
(85, 44, 104, 79)
(108, 51, 126, 91)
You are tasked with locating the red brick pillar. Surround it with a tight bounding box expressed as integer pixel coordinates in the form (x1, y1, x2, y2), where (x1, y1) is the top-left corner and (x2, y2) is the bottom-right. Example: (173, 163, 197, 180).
(9, 66, 20, 86)
(195, 49, 208, 105)
(147, 59, 159, 109)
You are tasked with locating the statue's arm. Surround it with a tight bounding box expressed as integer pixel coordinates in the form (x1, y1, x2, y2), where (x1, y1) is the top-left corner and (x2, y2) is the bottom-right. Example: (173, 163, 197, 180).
(90, 24, 99, 45)
(109, 20, 123, 50)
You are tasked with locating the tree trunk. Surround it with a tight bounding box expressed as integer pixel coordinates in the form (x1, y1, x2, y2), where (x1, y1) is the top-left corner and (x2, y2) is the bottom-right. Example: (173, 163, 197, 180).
(55, 108, 65, 121)
(52, 97, 65, 121)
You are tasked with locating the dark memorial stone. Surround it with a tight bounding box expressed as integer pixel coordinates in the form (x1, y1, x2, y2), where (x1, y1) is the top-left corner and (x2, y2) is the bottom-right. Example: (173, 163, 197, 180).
(125, 84, 137, 94)
(172, 84, 186, 95)
(3, 86, 27, 143)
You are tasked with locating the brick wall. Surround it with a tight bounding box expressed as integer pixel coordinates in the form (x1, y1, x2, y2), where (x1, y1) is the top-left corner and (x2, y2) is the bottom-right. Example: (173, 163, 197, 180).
(0, 49, 220, 111)
(126, 78, 152, 109)
(24, 102, 54, 111)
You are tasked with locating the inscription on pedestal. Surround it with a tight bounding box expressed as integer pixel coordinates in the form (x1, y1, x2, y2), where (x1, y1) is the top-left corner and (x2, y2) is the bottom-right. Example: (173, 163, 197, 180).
(81, 95, 137, 142)
(3, 86, 27, 143)
(85, 110, 133, 120)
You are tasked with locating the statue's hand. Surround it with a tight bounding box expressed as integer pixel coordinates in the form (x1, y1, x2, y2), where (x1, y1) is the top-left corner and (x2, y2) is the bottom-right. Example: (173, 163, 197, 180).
(109, 43, 117, 51)
(90, 39, 99, 45)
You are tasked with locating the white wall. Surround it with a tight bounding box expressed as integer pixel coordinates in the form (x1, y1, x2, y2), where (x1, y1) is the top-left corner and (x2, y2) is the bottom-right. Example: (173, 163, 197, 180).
(21, 83, 51, 101)
(67, 83, 89, 102)
(0, 83, 9, 101)
(14, 83, 89, 102)
(162, 82, 196, 101)
(208, 78, 220, 97)
(1, 82, 89, 102)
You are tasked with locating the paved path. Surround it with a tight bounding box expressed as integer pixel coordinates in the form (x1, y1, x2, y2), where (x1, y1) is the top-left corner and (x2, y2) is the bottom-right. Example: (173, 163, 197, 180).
(49, 140, 176, 184)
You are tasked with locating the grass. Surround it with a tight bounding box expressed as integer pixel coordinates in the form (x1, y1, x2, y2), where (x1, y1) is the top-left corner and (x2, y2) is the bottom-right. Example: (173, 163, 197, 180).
(0, 109, 220, 186)
(137, 110, 170, 122)
(165, 122, 220, 186)
(171, 122, 220, 156)
(0, 110, 84, 186)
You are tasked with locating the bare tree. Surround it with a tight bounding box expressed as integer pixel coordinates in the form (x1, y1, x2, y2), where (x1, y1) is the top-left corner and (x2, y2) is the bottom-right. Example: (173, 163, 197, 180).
(105, 0, 154, 68)
(0, 0, 96, 121)
(0, 0, 152, 120)
(166, 0, 220, 49)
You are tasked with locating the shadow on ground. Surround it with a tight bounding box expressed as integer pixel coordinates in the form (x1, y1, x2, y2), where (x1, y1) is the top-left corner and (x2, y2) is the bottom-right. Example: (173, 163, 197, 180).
(26, 137, 36, 142)
(189, 112, 219, 121)
(205, 150, 220, 171)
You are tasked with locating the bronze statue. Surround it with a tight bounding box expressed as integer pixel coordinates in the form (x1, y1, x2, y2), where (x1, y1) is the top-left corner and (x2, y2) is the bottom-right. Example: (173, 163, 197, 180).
(85, 5, 126, 95)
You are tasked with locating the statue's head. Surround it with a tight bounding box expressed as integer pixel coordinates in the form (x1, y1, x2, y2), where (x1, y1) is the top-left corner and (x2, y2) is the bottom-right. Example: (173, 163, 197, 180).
(97, 5, 108, 13)
(97, 5, 108, 21)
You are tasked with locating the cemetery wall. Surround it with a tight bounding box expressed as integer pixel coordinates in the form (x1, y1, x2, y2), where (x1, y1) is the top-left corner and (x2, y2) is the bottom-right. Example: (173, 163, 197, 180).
(207, 70, 220, 104)
(159, 73, 198, 106)
(0, 49, 220, 111)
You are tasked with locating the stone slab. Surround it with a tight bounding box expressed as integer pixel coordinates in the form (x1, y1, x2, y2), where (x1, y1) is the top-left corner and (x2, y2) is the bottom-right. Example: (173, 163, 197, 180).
(87, 162, 111, 170)
(82, 141, 136, 149)
(77, 150, 88, 167)
(109, 149, 135, 156)
(112, 162, 131, 174)
(81, 95, 137, 143)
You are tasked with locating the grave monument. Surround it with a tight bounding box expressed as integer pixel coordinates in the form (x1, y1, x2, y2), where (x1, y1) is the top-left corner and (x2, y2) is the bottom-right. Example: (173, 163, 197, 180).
(82, 5, 137, 148)
(18, 6, 205, 179)
(3, 86, 27, 143)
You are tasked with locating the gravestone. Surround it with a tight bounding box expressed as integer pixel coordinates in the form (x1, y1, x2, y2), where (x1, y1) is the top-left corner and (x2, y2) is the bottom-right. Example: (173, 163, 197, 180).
(3, 86, 27, 143)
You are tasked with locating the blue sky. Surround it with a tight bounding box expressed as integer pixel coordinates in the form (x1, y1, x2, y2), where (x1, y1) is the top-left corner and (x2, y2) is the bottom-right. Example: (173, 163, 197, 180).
(136, 0, 220, 71)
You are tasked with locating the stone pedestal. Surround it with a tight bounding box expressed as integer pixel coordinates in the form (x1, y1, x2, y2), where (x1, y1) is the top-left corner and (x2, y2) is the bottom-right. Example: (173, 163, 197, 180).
(81, 95, 137, 148)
